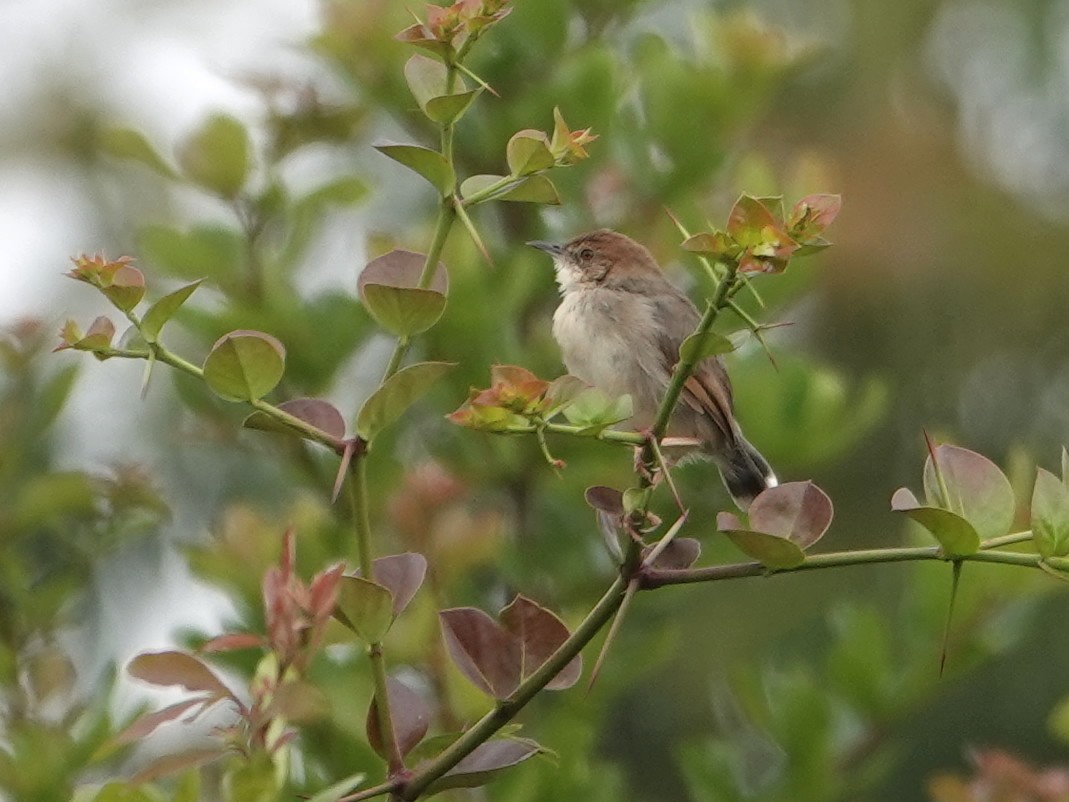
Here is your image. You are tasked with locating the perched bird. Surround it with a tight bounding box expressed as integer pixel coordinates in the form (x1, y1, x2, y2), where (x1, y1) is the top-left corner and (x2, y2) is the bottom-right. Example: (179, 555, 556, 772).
(529, 229, 776, 509)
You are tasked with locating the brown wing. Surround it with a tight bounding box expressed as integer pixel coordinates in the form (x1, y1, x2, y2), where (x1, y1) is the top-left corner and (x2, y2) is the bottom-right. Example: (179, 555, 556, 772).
(649, 290, 736, 441)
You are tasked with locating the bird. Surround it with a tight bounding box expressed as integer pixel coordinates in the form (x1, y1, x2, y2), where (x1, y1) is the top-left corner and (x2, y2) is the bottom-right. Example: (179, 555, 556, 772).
(529, 228, 777, 509)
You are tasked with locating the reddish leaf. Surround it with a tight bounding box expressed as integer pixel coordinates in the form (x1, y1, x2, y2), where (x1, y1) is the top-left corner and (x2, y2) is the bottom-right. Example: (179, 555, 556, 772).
(787, 193, 842, 241)
(371, 553, 428, 616)
(922, 443, 1014, 540)
(127, 651, 235, 701)
(427, 737, 543, 793)
(101, 264, 146, 311)
(114, 696, 213, 744)
(584, 486, 624, 515)
(439, 608, 521, 699)
(748, 481, 834, 550)
(309, 562, 345, 622)
(499, 595, 581, 690)
(280, 398, 346, 439)
(646, 537, 701, 569)
(366, 676, 431, 759)
(200, 633, 263, 653)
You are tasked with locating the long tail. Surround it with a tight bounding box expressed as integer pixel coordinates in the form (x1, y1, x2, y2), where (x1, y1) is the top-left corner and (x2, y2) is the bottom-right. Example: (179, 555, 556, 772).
(715, 434, 777, 510)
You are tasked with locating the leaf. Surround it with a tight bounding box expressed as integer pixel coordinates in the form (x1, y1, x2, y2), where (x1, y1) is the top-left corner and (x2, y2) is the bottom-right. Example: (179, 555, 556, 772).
(891, 488, 980, 557)
(141, 279, 203, 342)
(98, 126, 178, 178)
(459, 174, 559, 204)
(202, 330, 286, 402)
(375, 142, 455, 195)
(358, 249, 449, 295)
(680, 231, 739, 260)
(646, 537, 701, 569)
(100, 264, 146, 311)
(718, 512, 807, 569)
(506, 130, 554, 176)
(127, 651, 235, 700)
(356, 361, 455, 441)
(362, 285, 446, 337)
(268, 680, 331, 723)
(335, 576, 394, 643)
(403, 54, 450, 110)
(425, 738, 543, 794)
(426, 90, 479, 124)
(922, 444, 1015, 540)
(200, 633, 263, 653)
(500, 595, 581, 690)
(439, 608, 522, 699)
(370, 553, 428, 616)
(243, 398, 346, 440)
(561, 388, 633, 432)
(747, 481, 834, 550)
(175, 113, 250, 198)
(130, 748, 226, 785)
(584, 486, 624, 515)
(787, 194, 842, 242)
(114, 696, 212, 744)
(678, 330, 734, 362)
(306, 774, 366, 802)
(1032, 468, 1069, 559)
(366, 676, 431, 759)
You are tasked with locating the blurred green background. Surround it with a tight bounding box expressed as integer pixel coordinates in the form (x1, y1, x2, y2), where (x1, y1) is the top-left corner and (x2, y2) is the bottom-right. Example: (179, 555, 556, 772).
(3, 0, 1069, 800)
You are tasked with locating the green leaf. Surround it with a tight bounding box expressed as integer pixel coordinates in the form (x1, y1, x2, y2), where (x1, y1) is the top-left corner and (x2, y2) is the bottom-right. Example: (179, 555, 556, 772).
(335, 576, 394, 643)
(375, 142, 455, 195)
(356, 361, 455, 440)
(98, 126, 178, 178)
(294, 176, 368, 212)
(175, 113, 250, 198)
(1032, 468, 1069, 559)
(891, 488, 980, 557)
(141, 279, 203, 342)
(362, 284, 446, 337)
(137, 223, 244, 282)
(460, 174, 559, 204)
(678, 330, 734, 362)
(922, 444, 1015, 540)
(202, 330, 286, 402)
(561, 388, 632, 432)
(506, 130, 554, 176)
(426, 90, 479, 124)
(717, 512, 807, 569)
(403, 54, 449, 110)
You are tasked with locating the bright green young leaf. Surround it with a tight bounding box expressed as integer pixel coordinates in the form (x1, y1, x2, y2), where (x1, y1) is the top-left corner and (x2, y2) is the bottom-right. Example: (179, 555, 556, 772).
(175, 113, 250, 198)
(891, 487, 980, 557)
(922, 444, 1014, 540)
(374, 142, 455, 195)
(679, 330, 734, 362)
(98, 126, 178, 178)
(1032, 468, 1069, 559)
(506, 130, 555, 176)
(335, 576, 394, 643)
(561, 388, 632, 432)
(202, 330, 286, 402)
(681, 231, 740, 260)
(356, 361, 455, 440)
(361, 284, 446, 337)
(141, 279, 203, 341)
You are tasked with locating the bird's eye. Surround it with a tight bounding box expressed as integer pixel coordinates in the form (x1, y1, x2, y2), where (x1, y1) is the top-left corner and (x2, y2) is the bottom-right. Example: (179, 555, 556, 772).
(578, 247, 594, 261)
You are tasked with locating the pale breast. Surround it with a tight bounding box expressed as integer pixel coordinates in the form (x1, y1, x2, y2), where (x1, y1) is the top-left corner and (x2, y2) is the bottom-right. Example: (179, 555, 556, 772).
(552, 288, 667, 424)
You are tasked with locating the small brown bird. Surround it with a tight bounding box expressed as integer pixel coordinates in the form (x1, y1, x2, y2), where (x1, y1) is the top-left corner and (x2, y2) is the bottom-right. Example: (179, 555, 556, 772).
(529, 229, 776, 508)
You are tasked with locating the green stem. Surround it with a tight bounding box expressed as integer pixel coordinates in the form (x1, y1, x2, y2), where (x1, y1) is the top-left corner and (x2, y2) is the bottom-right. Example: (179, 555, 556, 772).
(980, 530, 1033, 549)
(460, 175, 523, 207)
(348, 457, 404, 776)
(400, 576, 629, 799)
(642, 546, 1044, 588)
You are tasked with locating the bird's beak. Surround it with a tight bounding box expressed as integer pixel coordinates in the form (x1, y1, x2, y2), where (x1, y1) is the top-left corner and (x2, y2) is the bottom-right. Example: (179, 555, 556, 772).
(526, 240, 563, 256)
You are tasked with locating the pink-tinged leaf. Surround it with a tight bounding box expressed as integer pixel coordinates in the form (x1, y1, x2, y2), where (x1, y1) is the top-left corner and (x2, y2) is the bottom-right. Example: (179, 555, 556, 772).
(243, 398, 346, 441)
(787, 194, 842, 241)
(922, 444, 1014, 540)
(200, 633, 263, 653)
(366, 676, 431, 759)
(439, 607, 521, 699)
(202, 330, 286, 402)
(358, 250, 447, 297)
(310, 562, 345, 622)
(680, 231, 739, 260)
(130, 747, 226, 784)
(584, 486, 624, 515)
(114, 696, 213, 744)
(127, 651, 235, 701)
(747, 481, 834, 550)
(426, 737, 543, 793)
(499, 595, 581, 690)
(1032, 468, 1069, 559)
(646, 537, 701, 569)
(101, 264, 146, 312)
(891, 487, 980, 557)
(370, 553, 428, 616)
(394, 23, 452, 58)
